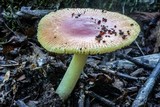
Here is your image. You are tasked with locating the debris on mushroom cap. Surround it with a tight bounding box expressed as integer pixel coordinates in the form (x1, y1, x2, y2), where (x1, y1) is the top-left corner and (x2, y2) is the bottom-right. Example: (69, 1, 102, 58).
(37, 8, 140, 54)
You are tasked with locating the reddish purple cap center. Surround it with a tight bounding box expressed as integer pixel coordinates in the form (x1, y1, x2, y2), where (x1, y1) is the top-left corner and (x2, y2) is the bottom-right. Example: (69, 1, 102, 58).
(62, 17, 99, 37)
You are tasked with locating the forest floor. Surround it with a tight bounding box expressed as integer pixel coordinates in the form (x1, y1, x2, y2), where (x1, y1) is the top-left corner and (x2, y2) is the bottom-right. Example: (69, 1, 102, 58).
(0, 1, 160, 107)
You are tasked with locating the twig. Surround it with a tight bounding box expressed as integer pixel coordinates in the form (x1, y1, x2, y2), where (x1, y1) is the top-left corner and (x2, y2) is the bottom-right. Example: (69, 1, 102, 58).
(0, 60, 19, 67)
(3, 22, 16, 35)
(16, 7, 54, 17)
(85, 96, 90, 107)
(15, 100, 28, 107)
(132, 58, 160, 107)
(122, 1, 126, 14)
(134, 41, 145, 56)
(117, 54, 153, 69)
(127, 86, 138, 92)
(78, 83, 85, 107)
(88, 59, 139, 80)
(100, 68, 138, 81)
(0, 63, 19, 67)
(85, 91, 115, 107)
(106, 53, 159, 69)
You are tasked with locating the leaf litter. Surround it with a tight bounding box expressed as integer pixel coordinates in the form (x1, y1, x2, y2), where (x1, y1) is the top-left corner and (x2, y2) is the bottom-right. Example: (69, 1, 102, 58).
(0, 1, 160, 107)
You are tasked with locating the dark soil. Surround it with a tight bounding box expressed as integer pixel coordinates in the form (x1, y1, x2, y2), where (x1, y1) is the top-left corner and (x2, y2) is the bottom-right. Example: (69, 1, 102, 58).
(0, 0, 160, 107)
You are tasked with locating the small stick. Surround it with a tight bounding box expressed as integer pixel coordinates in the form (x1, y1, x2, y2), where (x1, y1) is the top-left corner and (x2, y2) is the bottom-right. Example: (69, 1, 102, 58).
(78, 83, 85, 107)
(0, 63, 19, 67)
(101, 68, 138, 81)
(134, 41, 145, 56)
(89, 62, 138, 80)
(85, 96, 90, 107)
(132, 58, 160, 107)
(106, 53, 159, 69)
(0, 60, 19, 67)
(16, 7, 54, 17)
(3, 21, 16, 35)
(117, 54, 153, 69)
(85, 91, 115, 107)
(130, 68, 144, 77)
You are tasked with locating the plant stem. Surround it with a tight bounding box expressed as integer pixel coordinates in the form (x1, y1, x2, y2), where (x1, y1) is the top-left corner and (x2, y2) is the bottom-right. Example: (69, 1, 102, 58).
(56, 54, 88, 101)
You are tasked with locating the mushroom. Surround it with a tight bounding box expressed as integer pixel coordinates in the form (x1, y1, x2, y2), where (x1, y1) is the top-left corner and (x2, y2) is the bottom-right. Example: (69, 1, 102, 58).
(37, 8, 140, 101)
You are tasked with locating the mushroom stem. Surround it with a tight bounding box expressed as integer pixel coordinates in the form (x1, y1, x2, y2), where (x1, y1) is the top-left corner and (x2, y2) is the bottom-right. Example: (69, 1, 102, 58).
(56, 54, 88, 101)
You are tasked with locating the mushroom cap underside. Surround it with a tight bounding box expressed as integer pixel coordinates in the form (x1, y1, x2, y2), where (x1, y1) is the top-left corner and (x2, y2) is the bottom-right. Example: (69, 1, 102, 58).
(37, 8, 140, 54)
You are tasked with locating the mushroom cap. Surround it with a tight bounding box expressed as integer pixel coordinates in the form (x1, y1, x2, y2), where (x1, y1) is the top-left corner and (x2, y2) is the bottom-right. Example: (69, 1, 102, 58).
(37, 8, 140, 55)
